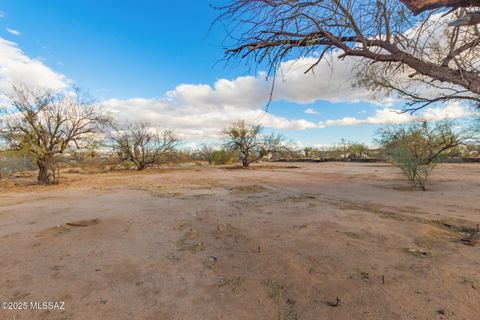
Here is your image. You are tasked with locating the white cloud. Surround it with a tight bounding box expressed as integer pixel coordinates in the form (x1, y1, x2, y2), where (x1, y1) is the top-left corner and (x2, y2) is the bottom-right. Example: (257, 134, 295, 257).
(323, 108, 412, 126)
(0, 37, 69, 104)
(0, 11, 5, 19)
(321, 103, 472, 127)
(6, 28, 20, 36)
(272, 54, 374, 104)
(304, 108, 318, 115)
(103, 96, 320, 141)
(421, 102, 473, 121)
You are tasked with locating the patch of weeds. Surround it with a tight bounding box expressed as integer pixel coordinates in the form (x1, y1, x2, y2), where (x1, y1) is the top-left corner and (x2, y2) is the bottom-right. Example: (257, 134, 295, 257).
(133, 183, 184, 198)
(262, 280, 298, 320)
(347, 269, 370, 281)
(189, 242, 206, 253)
(263, 279, 285, 304)
(414, 237, 437, 250)
(178, 228, 206, 253)
(343, 231, 361, 239)
(203, 257, 219, 273)
(376, 210, 405, 221)
(216, 276, 243, 293)
(229, 185, 268, 194)
(403, 247, 434, 258)
(427, 220, 479, 244)
(428, 219, 476, 234)
(279, 301, 299, 320)
(337, 202, 405, 221)
(183, 228, 198, 241)
(51, 225, 72, 236)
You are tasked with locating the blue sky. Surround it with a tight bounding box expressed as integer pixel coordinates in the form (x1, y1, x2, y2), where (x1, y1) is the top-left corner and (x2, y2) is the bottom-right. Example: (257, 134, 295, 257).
(0, 1, 471, 147)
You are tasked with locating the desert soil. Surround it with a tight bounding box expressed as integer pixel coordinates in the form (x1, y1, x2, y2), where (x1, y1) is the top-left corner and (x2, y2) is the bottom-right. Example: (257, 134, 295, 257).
(0, 162, 479, 320)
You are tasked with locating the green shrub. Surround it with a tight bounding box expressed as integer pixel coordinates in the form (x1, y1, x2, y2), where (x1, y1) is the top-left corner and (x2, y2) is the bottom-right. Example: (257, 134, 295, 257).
(210, 150, 235, 165)
(377, 120, 468, 191)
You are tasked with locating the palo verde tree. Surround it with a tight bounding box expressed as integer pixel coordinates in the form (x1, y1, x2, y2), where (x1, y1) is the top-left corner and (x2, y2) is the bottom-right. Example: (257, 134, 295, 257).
(111, 121, 179, 170)
(223, 120, 287, 167)
(215, 0, 480, 111)
(1, 85, 109, 184)
(376, 119, 469, 190)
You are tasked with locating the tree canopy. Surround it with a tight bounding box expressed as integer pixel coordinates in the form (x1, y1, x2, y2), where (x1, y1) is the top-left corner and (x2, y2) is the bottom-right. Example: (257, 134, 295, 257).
(1, 86, 109, 184)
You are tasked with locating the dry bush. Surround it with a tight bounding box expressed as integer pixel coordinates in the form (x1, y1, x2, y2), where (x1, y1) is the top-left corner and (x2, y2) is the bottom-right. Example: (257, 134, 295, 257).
(110, 121, 179, 170)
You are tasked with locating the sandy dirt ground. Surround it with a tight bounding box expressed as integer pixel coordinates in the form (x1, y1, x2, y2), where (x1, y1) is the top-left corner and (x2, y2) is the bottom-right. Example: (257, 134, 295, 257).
(0, 162, 479, 320)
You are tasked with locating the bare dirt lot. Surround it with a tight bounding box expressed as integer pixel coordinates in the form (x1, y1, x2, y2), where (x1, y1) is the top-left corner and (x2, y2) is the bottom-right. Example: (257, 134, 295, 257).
(0, 162, 479, 320)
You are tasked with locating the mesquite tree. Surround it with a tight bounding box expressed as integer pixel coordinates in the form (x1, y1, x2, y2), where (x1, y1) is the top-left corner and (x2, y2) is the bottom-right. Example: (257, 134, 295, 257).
(198, 144, 215, 164)
(215, 0, 480, 111)
(1, 86, 109, 184)
(111, 121, 179, 170)
(223, 120, 287, 167)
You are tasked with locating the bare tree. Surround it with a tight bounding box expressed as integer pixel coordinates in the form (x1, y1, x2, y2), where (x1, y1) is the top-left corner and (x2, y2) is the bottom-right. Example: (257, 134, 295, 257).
(0, 86, 109, 184)
(377, 120, 469, 190)
(198, 143, 215, 164)
(215, 0, 480, 111)
(223, 120, 287, 167)
(111, 121, 179, 170)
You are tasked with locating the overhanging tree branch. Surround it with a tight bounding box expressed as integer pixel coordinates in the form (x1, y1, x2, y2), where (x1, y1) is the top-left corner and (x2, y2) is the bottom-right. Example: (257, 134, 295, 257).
(216, 0, 480, 111)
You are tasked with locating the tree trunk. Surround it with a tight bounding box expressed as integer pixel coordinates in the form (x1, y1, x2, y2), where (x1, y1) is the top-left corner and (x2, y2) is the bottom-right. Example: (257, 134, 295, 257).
(131, 158, 145, 170)
(242, 151, 249, 167)
(37, 162, 50, 184)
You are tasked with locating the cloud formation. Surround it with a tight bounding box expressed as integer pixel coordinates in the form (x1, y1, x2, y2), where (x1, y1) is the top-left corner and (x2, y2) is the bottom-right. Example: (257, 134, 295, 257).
(103, 97, 319, 141)
(272, 55, 373, 104)
(102, 54, 379, 139)
(304, 108, 318, 115)
(321, 103, 472, 127)
(104, 80, 471, 140)
(0, 38, 69, 104)
(6, 28, 20, 36)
